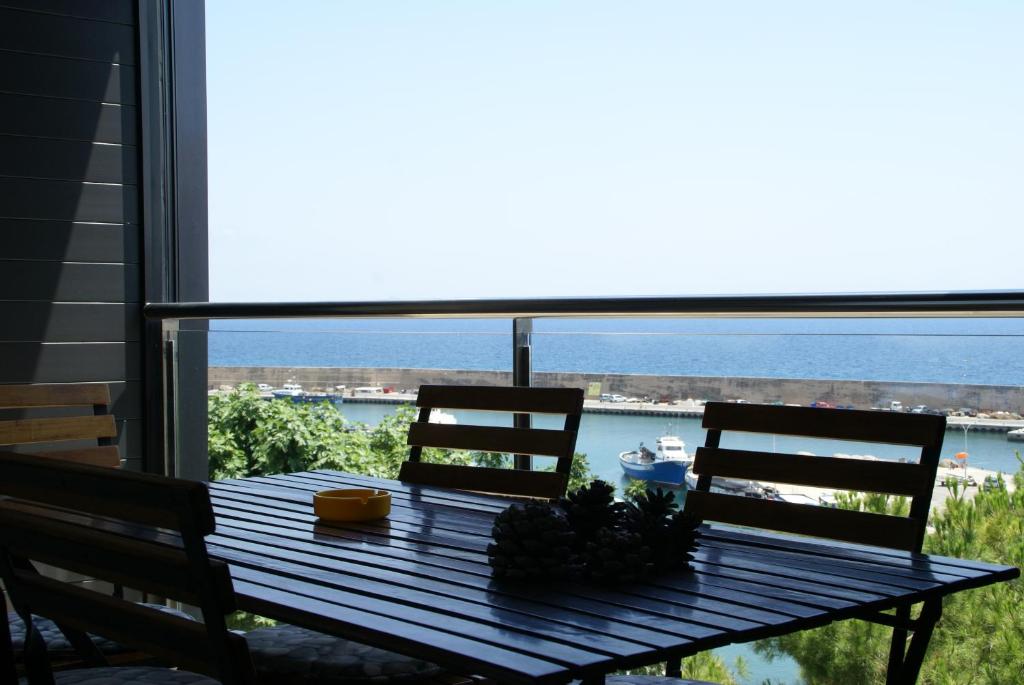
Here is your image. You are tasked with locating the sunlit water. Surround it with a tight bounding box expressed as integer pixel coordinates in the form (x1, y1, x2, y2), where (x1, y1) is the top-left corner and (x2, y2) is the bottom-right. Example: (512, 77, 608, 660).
(208, 318, 1024, 385)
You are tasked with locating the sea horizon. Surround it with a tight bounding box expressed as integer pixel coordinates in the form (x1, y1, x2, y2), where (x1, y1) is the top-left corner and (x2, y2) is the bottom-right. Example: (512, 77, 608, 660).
(207, 317, 1024, 387)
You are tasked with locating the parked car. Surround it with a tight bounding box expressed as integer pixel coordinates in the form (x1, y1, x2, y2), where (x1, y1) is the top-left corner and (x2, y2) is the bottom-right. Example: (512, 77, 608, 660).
(601, 394, 626, 403)
(944, 473, 977, 488)
(811, 401, 835, 409)
(982, 475, 1003, 492)
(958, 407, 978, 417)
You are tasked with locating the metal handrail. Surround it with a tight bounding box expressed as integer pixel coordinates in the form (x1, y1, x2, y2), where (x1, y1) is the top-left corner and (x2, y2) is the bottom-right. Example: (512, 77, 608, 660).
(144, 290, 1024, 320)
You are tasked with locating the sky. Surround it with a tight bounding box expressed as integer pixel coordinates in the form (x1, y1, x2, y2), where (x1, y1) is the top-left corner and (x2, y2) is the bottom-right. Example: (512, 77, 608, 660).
(205, 1, 1022, 302)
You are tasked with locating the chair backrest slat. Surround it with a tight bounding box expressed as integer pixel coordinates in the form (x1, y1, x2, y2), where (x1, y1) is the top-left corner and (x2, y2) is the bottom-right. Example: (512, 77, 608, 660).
(30, 445, 121, 468)
(0, 507, 232, 605)
(693, 447, 933, 497)
(0, 451, 254, 684)
(0, 414, 116, 445)
(0, 383, 120, 468)
(702, 401, 946, 448)
(0, 453, 214, 532)
(397, 462, 568, 499)
(415, 385, 584, 414)
(685, 489, 920, 550)
(0, 383, 110, 409)
(407, 423, 577, 458)
(8, 572, 249, 678)
(403, 385, 584, 499)
(686, 403, 946, 552)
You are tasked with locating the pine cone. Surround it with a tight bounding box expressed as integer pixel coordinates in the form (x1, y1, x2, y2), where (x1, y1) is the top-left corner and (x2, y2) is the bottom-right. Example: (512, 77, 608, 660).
(633, 487, 679, 521)
(560, 480, 618, 541)
(584, 526, 653, 583)
(488, 501, 581, 581)
(663, 510, 702, 570)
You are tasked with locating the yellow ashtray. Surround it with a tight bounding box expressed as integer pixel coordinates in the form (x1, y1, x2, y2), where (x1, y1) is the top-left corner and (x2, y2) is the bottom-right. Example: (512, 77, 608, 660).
(313, 489, 391, 522)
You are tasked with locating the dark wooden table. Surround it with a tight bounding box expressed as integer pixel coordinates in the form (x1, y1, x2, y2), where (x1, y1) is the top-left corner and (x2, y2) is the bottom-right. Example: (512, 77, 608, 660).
(208, 470, 1019, 685)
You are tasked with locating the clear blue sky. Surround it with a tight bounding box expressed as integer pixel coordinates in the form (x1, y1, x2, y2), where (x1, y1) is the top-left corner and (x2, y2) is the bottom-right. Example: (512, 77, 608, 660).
(206, 1, 1022, 302)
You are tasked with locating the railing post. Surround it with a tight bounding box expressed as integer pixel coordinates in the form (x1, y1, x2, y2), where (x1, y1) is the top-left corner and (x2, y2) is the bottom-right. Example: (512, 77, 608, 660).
(162, 318, 179, 478)
(512, 317, 533, 471)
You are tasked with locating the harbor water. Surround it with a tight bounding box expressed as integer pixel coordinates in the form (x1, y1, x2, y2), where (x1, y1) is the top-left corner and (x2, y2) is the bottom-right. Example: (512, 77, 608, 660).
(338, 402, 1024, 480)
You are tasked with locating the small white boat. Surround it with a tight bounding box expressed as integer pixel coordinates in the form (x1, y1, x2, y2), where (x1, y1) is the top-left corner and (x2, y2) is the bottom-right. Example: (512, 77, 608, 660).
(272, 383, 305, 399)
(429, 409, 457, 424)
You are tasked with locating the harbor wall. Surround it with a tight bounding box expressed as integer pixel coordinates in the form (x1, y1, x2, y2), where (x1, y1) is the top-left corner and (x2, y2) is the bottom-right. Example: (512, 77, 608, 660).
(208, 367, 1024, 414)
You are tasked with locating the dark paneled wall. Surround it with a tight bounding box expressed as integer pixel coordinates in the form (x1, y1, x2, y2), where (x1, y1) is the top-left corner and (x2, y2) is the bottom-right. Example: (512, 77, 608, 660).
(0, 1, 143, 470)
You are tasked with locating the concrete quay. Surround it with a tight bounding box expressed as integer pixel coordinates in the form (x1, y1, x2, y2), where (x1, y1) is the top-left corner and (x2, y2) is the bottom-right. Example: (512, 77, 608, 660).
(210, 366, 1024, 415)
(329, 394, 1024, 437)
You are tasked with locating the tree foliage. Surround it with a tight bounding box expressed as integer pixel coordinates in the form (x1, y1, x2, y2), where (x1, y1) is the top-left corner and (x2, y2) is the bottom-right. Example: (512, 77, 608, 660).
(755, 457, 1024, 684)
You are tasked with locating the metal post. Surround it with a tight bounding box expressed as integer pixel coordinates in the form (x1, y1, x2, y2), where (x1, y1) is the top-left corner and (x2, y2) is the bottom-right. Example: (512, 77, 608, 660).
(512, 318, 533, 471)
(162, 319, 179, 478)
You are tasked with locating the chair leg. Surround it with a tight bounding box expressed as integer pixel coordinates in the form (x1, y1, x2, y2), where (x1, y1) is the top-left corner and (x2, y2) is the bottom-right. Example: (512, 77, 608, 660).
(885, 604, 911, 685)
(885, 599, 942, 685)
(21, 609, 56, 685)
(665, 657, 682, 677)
(1, 608, 16, 685)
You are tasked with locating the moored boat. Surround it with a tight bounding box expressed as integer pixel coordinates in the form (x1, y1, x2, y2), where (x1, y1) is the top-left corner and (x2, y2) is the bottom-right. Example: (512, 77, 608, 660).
(684, 469, 770, 498)
(270, 383, 342, 404)
(272, 383, 305, 399)
(619, 435, 690, 485)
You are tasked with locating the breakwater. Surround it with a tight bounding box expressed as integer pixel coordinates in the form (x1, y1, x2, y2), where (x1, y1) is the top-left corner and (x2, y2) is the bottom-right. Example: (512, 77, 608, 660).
(209, 366, 1024, 415)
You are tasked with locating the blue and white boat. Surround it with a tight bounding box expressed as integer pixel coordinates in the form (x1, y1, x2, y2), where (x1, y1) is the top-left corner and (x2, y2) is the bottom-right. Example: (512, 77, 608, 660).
(619, 435, 690, 485)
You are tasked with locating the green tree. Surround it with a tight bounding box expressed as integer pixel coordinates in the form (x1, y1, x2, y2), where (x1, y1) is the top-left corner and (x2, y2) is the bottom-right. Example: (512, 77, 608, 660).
(755, 457, 1024, 684)
(623, 478, 650, 501)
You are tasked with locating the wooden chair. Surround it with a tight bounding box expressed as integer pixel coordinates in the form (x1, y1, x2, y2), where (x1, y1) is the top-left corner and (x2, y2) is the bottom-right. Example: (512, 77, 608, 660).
(0, 451, 256, 685)
(0, 384, 121, 468)
(686, 402, 944, 552)
(399, 385, 585, 499)
(670, 402, 946, 685)
(0, 383, 158, 670)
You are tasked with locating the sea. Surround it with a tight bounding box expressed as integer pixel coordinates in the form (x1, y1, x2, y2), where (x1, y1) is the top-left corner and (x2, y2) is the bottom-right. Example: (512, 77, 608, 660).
(207, 317, 1024, 683)
(209, 317, 1024, 385)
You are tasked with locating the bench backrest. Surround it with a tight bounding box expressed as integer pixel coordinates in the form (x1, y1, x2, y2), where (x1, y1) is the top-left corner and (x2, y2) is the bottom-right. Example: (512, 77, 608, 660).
(685, 402, 946, 552)
(0, 451, 255, 684)
(0, 384, 120, 467)
(401, 385, 584, 499)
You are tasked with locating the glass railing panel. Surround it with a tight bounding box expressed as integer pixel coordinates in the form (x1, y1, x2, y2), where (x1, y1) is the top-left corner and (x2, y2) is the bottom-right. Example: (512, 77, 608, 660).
(176, 320, 520, 481)
(532, 317, 1024, 488)
(209, 318, 512, 372)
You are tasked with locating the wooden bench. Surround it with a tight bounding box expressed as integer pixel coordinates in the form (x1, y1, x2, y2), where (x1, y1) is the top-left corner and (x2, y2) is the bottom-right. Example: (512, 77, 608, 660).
(0, 451, 256, 684)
